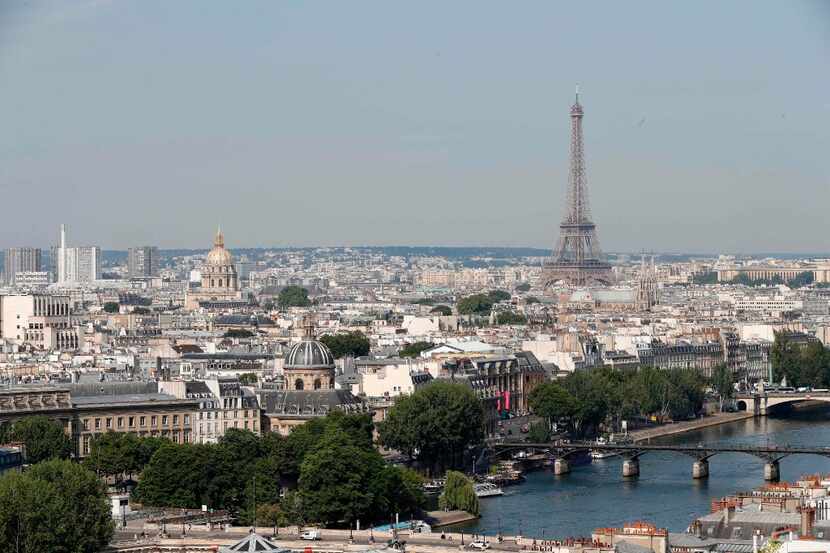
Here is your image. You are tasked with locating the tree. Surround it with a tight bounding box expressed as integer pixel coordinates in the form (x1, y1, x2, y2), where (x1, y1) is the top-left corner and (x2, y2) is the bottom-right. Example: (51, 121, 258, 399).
(399, 341, 435, 358)
(103, 301, 120, 313)
(528, 382, 578, 430)
(430, 305, 452, 316)
(525, 422, 551, 443)
(238, 372, 258, 385)
(515, 283, 531, 292)
(378, 381, 484, 474)
(711, 364, 734, 412)
(10, 416, 73, 464)
(438, 471, 479, 516)
(278, 286, 312, 309)
(298, 429, 381, 526)
(525, 296, 540, 304)
(0, 459, 114, 553)
(496, 312, 527, 325)
(225, 328, 254, 339)
(488, 290, 511, 303)
(457, 294, 494, 315)
(319, 331, 370, 358)
(771, 333, 801, 385)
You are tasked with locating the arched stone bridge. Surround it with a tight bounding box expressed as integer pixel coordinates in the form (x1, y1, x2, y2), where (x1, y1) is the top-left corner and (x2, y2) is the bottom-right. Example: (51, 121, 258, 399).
(735, 391, 830, 415)
(492, 442, 830, 481)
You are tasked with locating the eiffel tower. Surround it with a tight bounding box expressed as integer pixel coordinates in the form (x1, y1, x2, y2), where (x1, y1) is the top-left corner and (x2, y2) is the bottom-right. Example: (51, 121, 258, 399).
(542, 87, 612, 287)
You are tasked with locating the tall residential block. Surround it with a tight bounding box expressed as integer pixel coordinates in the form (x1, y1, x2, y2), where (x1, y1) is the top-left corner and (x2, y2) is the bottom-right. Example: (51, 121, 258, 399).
(128, 246, 160, 278)
(3, 248, 42, 285)
(54, 224, 101, 283)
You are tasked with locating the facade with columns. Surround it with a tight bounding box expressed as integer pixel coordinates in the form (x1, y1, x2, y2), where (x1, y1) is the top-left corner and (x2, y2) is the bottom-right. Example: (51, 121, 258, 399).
(185, 228, 243, 310)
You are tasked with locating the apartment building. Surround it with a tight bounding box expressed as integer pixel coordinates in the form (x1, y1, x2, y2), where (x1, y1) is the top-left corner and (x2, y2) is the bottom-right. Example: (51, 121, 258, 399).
(0, 294, 78, 350)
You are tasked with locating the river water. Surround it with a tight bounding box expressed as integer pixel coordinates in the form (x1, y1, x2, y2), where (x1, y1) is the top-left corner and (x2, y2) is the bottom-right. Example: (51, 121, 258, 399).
(454, 407, 830, 539)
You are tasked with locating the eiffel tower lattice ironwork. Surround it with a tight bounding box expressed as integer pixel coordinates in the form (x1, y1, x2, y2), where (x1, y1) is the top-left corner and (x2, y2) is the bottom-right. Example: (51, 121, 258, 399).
(543, 87, 612, 287)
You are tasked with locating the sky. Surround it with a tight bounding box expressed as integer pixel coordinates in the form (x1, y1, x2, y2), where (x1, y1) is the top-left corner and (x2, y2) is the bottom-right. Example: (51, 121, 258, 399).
(1, 1, 828, 253)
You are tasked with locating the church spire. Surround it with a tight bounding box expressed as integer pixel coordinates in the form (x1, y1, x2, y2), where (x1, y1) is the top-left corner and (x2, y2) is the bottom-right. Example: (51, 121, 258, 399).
(214, 225, 224, 248)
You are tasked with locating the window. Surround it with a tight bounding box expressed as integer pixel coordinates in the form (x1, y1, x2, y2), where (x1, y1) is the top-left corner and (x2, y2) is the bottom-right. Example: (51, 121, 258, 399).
(184, 415, 190, 425)
(295, 379, 304, 391)
(117, 417, 124, 428)
(313, 379, 322, 390)
(83, 419, 90, 431)
(173, 415, 179, 425)
(162, 416, 168, 425)
(140, 416, 146, 427)
(95, 418, 101, 430)
(151, 416, 157, 426)
(128, 417, 135, 427)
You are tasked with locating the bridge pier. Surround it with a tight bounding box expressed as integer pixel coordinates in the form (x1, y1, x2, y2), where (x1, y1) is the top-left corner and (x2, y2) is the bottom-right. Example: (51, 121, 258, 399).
(553, 458, 570, 475)
(764, 461, 780, 481)
(622, 458, 640, 478)
(692, 460, 709, 479)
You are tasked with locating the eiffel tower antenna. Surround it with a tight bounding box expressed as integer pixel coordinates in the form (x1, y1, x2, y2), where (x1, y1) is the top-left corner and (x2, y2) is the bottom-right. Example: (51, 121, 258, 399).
(543, 87, 612, 287)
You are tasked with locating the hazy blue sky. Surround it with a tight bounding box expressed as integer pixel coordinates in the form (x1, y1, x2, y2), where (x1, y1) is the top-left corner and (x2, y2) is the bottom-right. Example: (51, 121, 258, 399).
(1, 1, 828, 252)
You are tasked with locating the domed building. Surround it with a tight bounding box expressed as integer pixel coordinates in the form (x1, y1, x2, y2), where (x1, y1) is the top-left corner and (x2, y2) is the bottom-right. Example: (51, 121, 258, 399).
(258, 318, 368, 435)
(284, 321, 336, 390)
(185, 228, 245, 310)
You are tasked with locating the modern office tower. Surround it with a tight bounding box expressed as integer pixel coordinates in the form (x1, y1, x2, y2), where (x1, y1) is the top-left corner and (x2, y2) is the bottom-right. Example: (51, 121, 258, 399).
(54, 225, 101, 283)
(128, 246, 160, 278)
(3, 248, 42, 285)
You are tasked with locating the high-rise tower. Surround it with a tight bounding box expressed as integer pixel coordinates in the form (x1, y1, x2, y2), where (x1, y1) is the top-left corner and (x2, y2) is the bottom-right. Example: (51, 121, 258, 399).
(543, 88, 612, 287)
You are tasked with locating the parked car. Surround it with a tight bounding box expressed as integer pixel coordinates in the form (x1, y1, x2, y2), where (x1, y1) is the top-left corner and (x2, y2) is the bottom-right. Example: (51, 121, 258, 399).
(468, 541, 490, 550)
(301, 529, 321, 541)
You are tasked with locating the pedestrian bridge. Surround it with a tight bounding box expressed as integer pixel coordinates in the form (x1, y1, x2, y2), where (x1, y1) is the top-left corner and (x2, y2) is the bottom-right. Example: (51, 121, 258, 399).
(735, 391, 830, 415)
(492, 442, 830, 482)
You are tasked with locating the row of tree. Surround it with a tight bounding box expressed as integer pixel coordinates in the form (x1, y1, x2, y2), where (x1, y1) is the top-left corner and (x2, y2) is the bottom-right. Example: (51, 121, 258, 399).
(378, 381, 485, 475)
(528, 367, 708, 437)
(456, 290, 511, 315)
(133, 412, 425, 527)
(0, 460, 114, 553)
(0, 416, 73, 464)
(772, 333, 830, 388)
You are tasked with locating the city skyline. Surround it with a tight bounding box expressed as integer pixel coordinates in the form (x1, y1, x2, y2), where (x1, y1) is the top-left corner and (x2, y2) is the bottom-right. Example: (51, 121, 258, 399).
(2, 1, 829, 251)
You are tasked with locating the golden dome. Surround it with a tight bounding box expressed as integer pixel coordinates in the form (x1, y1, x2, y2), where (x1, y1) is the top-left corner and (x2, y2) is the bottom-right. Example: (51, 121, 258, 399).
(205, 227, 233, 266)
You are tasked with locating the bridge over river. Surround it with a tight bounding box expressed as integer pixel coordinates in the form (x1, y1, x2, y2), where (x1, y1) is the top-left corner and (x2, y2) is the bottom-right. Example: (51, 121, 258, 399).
(736, 390, 830, 415)
(493, 441, 830, 481)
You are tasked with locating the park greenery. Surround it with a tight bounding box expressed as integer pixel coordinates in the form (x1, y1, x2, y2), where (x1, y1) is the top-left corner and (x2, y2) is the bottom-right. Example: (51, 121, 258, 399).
(515, 283, 531, 292)
(495, 312, 527, 325)
(528, 367, 706, 436)
(103, 301, 120, 313)
(132, 413, 424, 527)
(771, 333, 830, 387)
(0, 460, 114, 553)
(319, 331, 371, 359)
(457, 290, 511, 315)
(399, 341, 434, 358)
(224, 328, 255, 339)
(438, 471, 480, 516)
(277, 285, 312, 308)
(378, 381, 485, 475)
(0, 416, 73, 464)
(430, 305, 452, 316)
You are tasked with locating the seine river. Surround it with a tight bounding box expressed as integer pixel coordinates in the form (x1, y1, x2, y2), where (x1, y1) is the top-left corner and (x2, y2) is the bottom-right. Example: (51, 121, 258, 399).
(454, 407, 830, 538)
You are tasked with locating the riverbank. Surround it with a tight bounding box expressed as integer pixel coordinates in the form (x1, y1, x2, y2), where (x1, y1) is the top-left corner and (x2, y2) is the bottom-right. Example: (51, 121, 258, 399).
(426, 510, 479, 527)
(629, 411, 755, 443)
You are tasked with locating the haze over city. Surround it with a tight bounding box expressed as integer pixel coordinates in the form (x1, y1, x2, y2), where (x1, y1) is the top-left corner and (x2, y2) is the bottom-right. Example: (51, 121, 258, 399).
(2, 1, 828, 252)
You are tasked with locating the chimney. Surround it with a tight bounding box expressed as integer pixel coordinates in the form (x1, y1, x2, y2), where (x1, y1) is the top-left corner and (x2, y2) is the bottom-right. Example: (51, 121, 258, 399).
(800, 505, 815, 538)
(724, 504, 735, 526)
